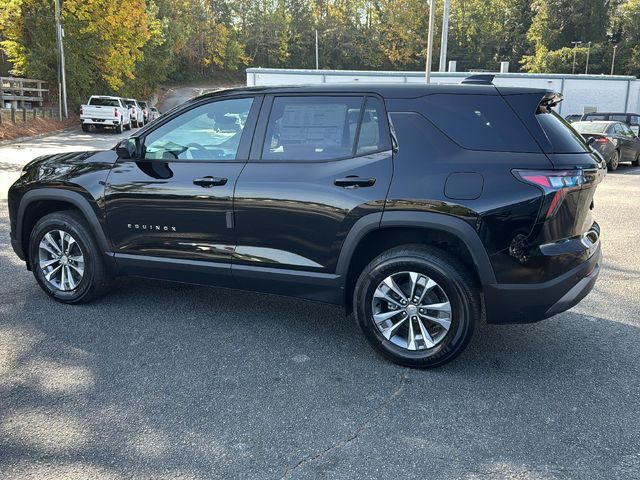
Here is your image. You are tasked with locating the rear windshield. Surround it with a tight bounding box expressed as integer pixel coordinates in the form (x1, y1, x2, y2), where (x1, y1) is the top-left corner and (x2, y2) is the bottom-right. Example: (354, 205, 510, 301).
(420, 94, 540, 152)
(89, 97, 120, 107)
(582, 114, 607, 121)
(124, 100, 136, 106)
(572, 122, 609, 134)
(536, 110, 589, 153)
(139, 102, 148, 107)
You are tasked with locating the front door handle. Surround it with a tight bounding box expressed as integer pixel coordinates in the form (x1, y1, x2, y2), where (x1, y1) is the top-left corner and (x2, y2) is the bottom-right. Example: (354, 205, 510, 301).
(334, 176, 376, 188)
(193, 176, 228, 187)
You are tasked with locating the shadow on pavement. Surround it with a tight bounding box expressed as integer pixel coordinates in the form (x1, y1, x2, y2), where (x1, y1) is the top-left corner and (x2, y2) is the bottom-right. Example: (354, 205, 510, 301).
(0, 206, 638, 479)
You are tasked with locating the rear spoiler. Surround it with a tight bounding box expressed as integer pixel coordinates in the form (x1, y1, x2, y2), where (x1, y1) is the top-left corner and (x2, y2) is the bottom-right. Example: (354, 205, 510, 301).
(461, 74, 495, 85)
(538, 92, 564, 112)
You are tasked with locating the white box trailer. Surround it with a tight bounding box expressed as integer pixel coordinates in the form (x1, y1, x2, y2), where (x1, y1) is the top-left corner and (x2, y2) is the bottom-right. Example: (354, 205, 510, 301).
(246, 68, 640, 117)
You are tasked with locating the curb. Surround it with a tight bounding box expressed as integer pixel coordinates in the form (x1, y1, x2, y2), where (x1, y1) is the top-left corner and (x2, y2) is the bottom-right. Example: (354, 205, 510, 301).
(0, 126, 79, 147)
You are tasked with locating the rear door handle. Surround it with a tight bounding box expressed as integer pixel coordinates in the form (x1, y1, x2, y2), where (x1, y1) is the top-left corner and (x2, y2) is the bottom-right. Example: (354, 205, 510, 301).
(334, 176, 376, 188)
(193, 176, 228, 187)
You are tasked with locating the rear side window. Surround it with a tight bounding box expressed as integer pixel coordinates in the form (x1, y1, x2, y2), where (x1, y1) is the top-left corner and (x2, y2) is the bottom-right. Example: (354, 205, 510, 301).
(263, 96, 364, 161)
(356, 97, 392, 155)
(419, 94, 539, 152)
(536, 110, 589, 153)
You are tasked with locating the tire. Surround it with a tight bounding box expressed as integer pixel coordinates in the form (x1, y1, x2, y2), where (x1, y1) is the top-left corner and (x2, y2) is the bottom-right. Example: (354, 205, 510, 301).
(353, 245, 480, 368)
(115, 122, 123, 134)
(81, 124, 89, 132)
(608, 150, 620, 171)
(125, 121, 131, 131)
(632, 152, 640, 167)
(132, 120, 138, 128)
(28, 210, 114, 304)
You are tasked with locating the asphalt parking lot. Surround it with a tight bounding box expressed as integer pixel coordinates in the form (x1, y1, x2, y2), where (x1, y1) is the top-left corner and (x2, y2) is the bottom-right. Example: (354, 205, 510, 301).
(1, 131, 639, 479)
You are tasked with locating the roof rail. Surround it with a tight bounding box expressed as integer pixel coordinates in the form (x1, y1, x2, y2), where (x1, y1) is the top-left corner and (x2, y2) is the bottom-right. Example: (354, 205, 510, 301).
(461, 74, 495, 85)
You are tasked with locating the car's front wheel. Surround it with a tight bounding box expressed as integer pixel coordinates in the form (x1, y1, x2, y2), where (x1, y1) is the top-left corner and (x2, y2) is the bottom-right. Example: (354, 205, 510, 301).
(29, 211, 114, 304)
(353, 245, 479, 368)
(632, 152, 639, 167)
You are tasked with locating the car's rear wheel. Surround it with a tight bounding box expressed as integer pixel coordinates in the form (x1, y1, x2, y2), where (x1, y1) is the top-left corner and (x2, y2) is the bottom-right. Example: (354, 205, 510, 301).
(353, 245, 479, 368)
(632, 152, 640, 167)
(81, 124, 89, 132)
(609, 150, 620, 171)
(29, 211, 114, 304)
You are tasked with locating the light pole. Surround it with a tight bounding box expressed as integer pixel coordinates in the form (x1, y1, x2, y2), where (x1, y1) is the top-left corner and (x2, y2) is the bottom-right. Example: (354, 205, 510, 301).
(438, 0, 450, 72)
(585, 41, 591, 74)
(571, 41, 582, 74)
(425, 0, 436, 83)
(611, 45, 618, 75)
(53, 0, 68, 119)
(315, 29, 319, 70)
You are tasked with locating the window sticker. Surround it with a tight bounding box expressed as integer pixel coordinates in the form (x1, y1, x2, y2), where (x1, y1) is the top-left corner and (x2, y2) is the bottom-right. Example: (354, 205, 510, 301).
(279, 104, 348, 147)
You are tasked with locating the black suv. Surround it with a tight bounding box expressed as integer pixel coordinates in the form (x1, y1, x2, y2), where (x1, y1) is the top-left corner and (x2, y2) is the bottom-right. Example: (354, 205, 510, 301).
(8, 82, 604, 367)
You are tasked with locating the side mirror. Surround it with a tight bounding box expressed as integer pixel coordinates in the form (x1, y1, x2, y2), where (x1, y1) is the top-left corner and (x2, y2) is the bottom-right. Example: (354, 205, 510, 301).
(586, 137, 596, 146)
(116, 138, 137, 159)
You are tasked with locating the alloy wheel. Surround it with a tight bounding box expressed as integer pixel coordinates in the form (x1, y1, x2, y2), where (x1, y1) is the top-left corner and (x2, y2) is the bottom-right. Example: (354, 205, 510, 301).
(38, 230, 85, 291)
(371, 271, 452, 351)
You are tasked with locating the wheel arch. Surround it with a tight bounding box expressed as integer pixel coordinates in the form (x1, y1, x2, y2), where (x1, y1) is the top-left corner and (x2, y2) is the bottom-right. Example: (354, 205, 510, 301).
(17, 188, 111, 263)
(338, 211, 495, 312)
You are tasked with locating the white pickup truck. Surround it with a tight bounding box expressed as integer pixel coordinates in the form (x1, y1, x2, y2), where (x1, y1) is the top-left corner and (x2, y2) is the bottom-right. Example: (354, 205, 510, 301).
(80, 96, 131, 133)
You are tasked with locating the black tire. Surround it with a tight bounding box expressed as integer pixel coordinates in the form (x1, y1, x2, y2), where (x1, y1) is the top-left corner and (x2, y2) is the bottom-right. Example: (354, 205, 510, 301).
(28, 211, 114, 304)
(81, 124, 89, 132)
(608, 150, 620, 171)
(115, 122, 123, 134)
(132, 120, 138, 128)
(125, 121, 131, 131)
(353, 245, 480, 368)
(632, 152, 639, 167)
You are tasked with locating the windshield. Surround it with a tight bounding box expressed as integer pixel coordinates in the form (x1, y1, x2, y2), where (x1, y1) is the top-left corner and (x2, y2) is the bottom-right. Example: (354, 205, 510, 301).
(125, 100, 136, 107)
(572, 122, 609, 134)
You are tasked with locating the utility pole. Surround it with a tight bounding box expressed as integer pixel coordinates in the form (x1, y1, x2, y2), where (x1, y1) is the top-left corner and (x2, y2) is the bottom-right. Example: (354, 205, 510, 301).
(438, 0, 450, 72)
(611, 45, 618, 75)
(585, 41, 591, 74)
(315, 30, 319, 70)
(571, 41, 582, 75)
(54, 0, 68, 119)
(425, 0, 436, 83)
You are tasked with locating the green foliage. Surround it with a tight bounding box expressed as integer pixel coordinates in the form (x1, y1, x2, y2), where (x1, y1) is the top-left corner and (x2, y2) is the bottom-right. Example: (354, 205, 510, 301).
(0, 0, 638, 111)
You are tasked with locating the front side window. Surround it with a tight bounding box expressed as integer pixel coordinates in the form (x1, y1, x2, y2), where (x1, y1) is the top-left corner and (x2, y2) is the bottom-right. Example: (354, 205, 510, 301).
(263, 96, 364, 161)
(143, 97, 253, 161)
(621, 123, 636, 137)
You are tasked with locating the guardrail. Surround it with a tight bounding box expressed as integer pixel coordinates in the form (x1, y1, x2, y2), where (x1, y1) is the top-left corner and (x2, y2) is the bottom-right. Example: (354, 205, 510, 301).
(0, 107, 57, 124)
(1, 77, 49, 109)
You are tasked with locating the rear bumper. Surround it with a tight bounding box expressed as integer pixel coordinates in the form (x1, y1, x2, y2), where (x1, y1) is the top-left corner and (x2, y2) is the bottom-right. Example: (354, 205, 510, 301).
(81, 118, 121, 126)
(484, 244, 601, 324)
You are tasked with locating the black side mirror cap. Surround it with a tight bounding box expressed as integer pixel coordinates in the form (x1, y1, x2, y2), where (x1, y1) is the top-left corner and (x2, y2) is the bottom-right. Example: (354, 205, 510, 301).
(586, 137, 596, 146)
(116, 138, 137, 159)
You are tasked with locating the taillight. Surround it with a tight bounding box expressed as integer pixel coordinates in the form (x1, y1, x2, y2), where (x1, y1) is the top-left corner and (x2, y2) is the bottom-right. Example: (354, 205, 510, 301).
(80, 106, 83, 115)
(513, 169, 593, 218)
(594, 137, 609, 143)
(114, 108, 119, 118)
